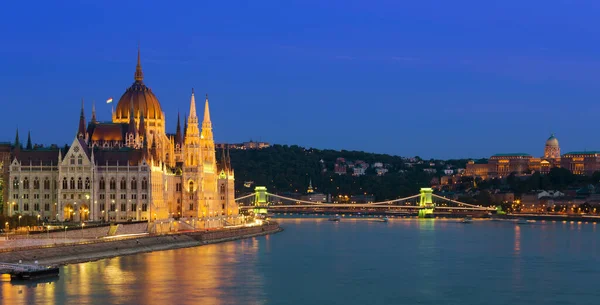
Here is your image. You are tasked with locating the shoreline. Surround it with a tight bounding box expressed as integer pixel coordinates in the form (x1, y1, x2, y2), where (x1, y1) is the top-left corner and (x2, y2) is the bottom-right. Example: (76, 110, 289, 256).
(0, 223, 282, 267)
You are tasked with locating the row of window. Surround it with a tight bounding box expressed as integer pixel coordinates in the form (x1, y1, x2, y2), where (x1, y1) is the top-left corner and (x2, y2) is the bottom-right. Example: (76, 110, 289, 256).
(99, 177, 148, 190)
(13, 194, 55, 199)
(12, 177, 56, 190)
(13, 203, 52, 211)
(99, 203, 148, 212)
(12, 177, 150, 191)
(98, 194, 147, 200)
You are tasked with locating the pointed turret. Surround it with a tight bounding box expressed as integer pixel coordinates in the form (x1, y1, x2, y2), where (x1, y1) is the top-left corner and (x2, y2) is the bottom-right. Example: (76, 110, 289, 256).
(26, 131, 32, 150)
(139, 112, 146, 137)
(78, 99, 86, 139)
(14, 128, 21, 151)
(128, 96, 137, 136)
(175, 112, 183, 146)
(189, 89, 197, 119)
(91, 101, 97, 123)
(134, 45, 144, 82)
(184, 112, 188, 139)
(150, 133, 158, 160)
(203, 94, 211, 124)
(307, 179, 314, 193)
(186, 89, 200, 139)
(220, 147, 228, 171)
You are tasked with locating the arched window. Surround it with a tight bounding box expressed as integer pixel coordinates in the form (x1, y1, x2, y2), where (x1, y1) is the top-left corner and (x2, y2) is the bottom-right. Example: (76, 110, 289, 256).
(44, 178, 50, 190)
(13, 178, 19, 190)
(220, 185, 225, 193)
(109, 178, 116, 190)
(99, 177, 105, 190)
(77, 177, 83, 189)
(188, 181, 194, 193)
(62, 178, 68, 189)
(23, 178, 29, 189)
(120, 177, 127, 190)
(33, 177, 40, 189)
(70, 177, 75, 189)
(141, 178, 148, 190)
(131, 178, 137, 190)
(85, 177, 90, 189)
(78, 155, 83, 165)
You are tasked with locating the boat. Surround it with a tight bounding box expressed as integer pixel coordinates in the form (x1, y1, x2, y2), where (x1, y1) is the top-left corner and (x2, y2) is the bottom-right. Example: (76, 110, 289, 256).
(461, 216, 473, 223)
(329, 215, 341, 222)
(381, 217, 389, 223)
(517, 219, 535, 225)
(10, 265, 59, 281)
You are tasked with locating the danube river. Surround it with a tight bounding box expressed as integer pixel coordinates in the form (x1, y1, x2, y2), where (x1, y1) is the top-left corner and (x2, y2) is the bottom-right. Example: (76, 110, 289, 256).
(1, 218, 599, 305)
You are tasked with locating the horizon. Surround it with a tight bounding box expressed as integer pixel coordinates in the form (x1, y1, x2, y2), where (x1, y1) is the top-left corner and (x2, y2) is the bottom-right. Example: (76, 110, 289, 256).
(2, 1, 600, 159)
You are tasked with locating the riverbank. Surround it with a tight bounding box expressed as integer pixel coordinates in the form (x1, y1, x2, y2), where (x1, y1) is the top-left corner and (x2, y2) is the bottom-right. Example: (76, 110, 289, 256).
(0, 223, 282, 266)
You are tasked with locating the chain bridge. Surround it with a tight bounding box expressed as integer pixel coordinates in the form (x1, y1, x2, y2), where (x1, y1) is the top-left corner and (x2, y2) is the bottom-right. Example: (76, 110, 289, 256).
(235, 187, 495, 218)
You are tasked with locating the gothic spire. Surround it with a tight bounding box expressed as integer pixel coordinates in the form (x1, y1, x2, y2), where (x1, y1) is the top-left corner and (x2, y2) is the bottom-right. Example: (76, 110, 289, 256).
(134, 45, 144, 82)
(128, 96, 137, 136)
(91, 101, 97, 123)
(184, 112, 188, 139)
(14, 128, 20, 150)
(188, 88, 197, 120)
(203, 93, 211, 124)
(220, 147, 228, 171)
(78, 99, 86, 139)
(175, 112, 183, 146)
(139, 112, 146, 137)
(26, 131, 32, 150)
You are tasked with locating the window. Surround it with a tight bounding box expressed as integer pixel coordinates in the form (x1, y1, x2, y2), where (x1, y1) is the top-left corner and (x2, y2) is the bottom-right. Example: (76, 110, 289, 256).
(100, 203, 105, 211)
(110, 204, 116, 212)
(222, 204, 225, 210)
(100, 194, 105, 199)
(78, 194, 82, 199)
(110, 194, 116, 200)
(70, 156, 75, 165)
(131, 178, 137, 190)
(70, 177, 75, 189)
(142, 203, 148, 212)
(23, 178, 29, 189)
(70, 194, 74, 199)
(120, 203, 126, 211)
(120, 194, 126, 199)
(44, 194, 50, 199)
(110, 178, 116, 190)
(131, 194, 137, 199)
(220, 185, 225, 193)
(189, 203, 194, 211)
(34, 203, 40, 211)
(78, 155, 83, 165)
(23, 194, 29, 199)
(188, 181, 194, 192)
(131, 203, 137, 211)
(120, 178, 127, 190)
(63, 194, 67, 199)
(24, 203, 29, 211)
(176, 183, 181, 191)
(13, 194, 18, 199)
(85, 177, 90, 189)
(44, 203, 50, 211)
(62, 178, 68, 189)
(77, 177, 83, 189)
(13, 178, 19, 189)
(44, 178, 50, 190)
(189, 194, 194, 200)
(141, 194, 147, 200)
(141, 178, 148, 190)
(33, 177, 40, 189)
(33, 194, 39, 199)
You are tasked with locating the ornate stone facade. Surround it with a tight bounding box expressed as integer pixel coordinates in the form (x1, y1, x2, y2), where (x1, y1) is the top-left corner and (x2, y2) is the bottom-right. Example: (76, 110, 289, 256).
(4, 50, 239, 228)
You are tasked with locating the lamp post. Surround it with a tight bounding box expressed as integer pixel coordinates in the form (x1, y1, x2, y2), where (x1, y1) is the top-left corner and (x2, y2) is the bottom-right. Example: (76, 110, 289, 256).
(81, 222, 85, 239)
(64, 226, 67, 241)
(4, 222, 8, 240)
(18, 215, 22, 230)
(37, 214, 41, 226)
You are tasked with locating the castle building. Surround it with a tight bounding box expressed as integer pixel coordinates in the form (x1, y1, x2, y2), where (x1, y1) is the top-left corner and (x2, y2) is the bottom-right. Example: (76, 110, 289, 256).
(4, 50, 239, 227)
(465, 134, 563, 179)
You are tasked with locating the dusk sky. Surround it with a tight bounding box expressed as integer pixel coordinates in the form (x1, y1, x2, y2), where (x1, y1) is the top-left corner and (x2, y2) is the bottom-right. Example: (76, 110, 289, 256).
(2, 0, 600, 159)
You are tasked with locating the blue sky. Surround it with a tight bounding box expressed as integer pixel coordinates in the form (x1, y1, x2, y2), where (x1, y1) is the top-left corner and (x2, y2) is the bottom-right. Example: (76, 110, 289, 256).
(1, 0, 600, 159)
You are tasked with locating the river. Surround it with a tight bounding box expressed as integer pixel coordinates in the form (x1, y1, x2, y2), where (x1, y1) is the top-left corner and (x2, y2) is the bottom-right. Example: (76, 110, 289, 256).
(1, 218, 599, 305)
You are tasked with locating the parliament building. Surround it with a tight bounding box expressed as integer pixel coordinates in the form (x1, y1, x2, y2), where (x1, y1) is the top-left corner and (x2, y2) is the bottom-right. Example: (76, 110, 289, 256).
(1, 50, 239, 227)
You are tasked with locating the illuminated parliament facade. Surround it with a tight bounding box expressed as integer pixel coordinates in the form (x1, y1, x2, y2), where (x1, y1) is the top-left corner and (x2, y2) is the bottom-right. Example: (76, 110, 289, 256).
(2, 51, 239, 226)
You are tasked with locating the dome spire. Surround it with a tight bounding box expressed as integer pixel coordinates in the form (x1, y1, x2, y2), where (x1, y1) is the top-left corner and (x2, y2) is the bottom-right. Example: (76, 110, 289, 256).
(134, 45, 144, 82)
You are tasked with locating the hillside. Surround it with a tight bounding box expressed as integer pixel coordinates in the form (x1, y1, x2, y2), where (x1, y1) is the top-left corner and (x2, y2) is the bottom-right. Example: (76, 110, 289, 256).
(226, 145, 469, 201)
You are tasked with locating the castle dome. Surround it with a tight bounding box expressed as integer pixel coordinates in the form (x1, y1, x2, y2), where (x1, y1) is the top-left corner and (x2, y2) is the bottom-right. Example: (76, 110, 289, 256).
(114, 49, 163, 121)
(546, 134, 559, 147)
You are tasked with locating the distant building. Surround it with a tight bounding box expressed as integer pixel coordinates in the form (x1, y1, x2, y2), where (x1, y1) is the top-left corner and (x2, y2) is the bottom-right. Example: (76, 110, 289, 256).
(353, 167, 366, 176)
(350, 194, 374, 204)
(561, 151, 600, 175)
(443, 169, 454, 175)
(376, 168, 388, 176)
(372, 162, 384, 168)
(216, 140, 270, 150)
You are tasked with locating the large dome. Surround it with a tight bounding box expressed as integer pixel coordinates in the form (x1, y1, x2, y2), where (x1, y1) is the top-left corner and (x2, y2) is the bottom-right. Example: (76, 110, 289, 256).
(546, 134, 559, 147)
(114, 50, 163, 121)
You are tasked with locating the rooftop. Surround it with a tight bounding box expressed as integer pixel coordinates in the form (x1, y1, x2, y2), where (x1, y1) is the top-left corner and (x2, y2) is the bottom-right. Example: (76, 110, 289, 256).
(563, 151, 600, 155)
(491, 153, 531, 157)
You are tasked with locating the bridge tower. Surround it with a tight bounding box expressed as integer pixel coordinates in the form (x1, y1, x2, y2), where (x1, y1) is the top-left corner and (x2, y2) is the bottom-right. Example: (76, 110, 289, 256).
(253, 186, 269, 215)
(418, 188, 435, 218)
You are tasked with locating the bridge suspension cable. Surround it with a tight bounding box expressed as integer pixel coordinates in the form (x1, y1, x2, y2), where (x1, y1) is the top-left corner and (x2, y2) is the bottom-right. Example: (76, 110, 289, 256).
(234, 193, 255, 201)
(430, 194, 494, 210)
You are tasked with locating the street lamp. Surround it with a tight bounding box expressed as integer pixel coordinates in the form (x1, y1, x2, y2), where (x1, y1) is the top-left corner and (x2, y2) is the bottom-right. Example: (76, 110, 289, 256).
(37, 214, 41, 226)
(81, 222, 85, 239)
(18, 215, 22, 229)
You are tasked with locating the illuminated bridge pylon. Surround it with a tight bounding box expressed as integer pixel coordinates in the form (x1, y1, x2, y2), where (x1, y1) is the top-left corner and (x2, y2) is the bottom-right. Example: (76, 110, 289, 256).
(254, 186, 269, 215)
(418, 188, 434, 218)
